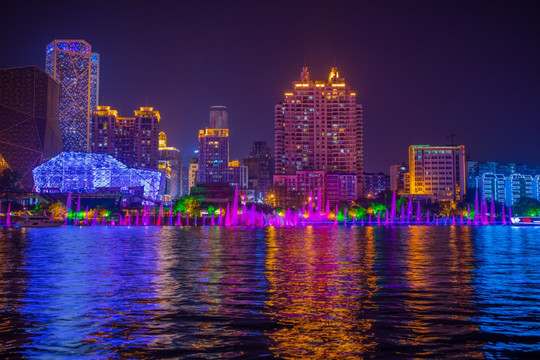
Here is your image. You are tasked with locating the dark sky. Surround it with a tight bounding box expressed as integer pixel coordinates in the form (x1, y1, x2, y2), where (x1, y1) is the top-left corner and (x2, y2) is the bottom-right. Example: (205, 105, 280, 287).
(1, 0, 539, 172)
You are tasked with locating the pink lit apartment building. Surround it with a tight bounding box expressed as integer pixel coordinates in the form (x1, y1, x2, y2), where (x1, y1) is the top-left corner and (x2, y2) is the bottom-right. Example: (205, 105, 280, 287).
(274, 66, 363, 207)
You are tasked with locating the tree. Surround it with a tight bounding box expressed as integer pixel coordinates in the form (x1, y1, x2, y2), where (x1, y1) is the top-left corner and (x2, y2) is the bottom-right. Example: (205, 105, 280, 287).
(512, 197, 540, 216)
(173, 195, 201, 216)
(0, 169, 22, 194)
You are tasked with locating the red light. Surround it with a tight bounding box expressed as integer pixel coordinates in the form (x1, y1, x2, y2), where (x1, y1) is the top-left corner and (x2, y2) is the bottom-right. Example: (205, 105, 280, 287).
(522, 218, 532, 223)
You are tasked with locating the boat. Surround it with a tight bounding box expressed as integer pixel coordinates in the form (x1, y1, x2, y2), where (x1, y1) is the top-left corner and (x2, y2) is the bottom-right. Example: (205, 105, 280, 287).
(510, 216, 540, 226)
(10, 213, 64, 227)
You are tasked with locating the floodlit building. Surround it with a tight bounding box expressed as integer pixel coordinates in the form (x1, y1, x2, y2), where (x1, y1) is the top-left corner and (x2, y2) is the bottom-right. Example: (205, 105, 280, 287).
(158, 131, 181, 198)
(197, 128, 229, 183)
(228, 160, 249, 189)
(91, 106, 160, 169)
(326, 174, 357, 205)
(0, 66, 62, 191)
(274, 66, 363, 207)
(32, 152, 165, 201)
(46, 40, 99, 152)
(408, 145, 466, 202)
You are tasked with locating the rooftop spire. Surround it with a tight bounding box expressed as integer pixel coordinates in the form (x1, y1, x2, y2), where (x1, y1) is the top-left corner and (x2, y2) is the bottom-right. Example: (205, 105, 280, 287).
(301, 66, 309, 83)
(329, 66, 339, 83)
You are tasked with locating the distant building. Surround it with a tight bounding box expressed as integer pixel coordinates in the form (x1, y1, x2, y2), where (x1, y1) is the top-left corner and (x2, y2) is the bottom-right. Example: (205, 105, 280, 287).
(158, 131, 181, 199)
(91, 106, 160, 169)
(389, 162, 408, 193)
(274, 66, 363, 207)
(46, 40, 99, 152)
(228, 160, 248, 189)
(244, 141, 274, 200)
(33, 152, 165, 202)
(467, 161, 540, 188)
(188, 157, 198, 193)
(476, 172, 540, 205)
(181, 163, 189, 196)
(0, 66, 62, 191)
(326, 174, 358, 205)
(408, 145, 466, 202)
(209, 105, 228, 129)
(363, 172, 390, 197)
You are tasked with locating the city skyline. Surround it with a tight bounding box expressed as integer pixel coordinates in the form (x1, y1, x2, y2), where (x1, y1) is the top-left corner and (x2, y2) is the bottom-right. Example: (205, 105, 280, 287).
(1, 1, 539, 172)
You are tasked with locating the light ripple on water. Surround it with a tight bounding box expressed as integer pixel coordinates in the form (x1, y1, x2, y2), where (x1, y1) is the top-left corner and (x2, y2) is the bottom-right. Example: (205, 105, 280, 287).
(0, 226, 539, 359)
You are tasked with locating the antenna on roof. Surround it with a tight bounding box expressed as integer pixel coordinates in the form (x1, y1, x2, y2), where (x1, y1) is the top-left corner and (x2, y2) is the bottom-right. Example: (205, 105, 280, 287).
(333, 56, 336, 67)
(304, 56, 307, 67)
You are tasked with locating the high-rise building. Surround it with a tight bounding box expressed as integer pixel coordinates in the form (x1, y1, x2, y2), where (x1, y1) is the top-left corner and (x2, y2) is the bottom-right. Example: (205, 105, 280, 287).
(274, 66, 363, 207)
(197, 128, 229, 183)
(209, 105, 228, 129)
(158, 131, 181, 198)
(134, 107, 160, 169)
(244, 141, 274, 200)
(91, 106, 160, 169)
(408, 145, 466, 202)
(389, 162, 408, 193)
(0, 66, 63, 191)
(46, 40, 99, 152)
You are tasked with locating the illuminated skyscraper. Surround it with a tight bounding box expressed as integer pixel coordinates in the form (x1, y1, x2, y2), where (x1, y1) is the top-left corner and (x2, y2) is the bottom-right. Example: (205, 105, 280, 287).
(91, 106, 160, 169)
(46, 39, 100, 152)
(209, 105, 228, 129)
(197, 128, 229, 183)
(274, 66, 363, 207)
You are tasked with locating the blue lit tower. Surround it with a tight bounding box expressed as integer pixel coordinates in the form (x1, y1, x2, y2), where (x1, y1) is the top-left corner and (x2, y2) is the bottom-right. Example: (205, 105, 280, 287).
(46, 40, 100, 152)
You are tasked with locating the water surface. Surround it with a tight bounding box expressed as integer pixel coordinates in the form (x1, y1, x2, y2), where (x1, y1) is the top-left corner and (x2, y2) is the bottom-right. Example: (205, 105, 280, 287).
(0, 226, 539, 358)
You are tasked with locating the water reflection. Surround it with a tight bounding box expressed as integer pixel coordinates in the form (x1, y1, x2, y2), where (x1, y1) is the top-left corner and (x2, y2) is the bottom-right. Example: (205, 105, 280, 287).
(0, 226, 538, 358)
(265, 226, 377, 358)
(400, 226, 482, 358)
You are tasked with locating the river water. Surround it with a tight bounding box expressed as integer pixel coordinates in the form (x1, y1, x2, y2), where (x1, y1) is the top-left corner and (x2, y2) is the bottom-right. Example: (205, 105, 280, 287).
(0, 226, 539, 359)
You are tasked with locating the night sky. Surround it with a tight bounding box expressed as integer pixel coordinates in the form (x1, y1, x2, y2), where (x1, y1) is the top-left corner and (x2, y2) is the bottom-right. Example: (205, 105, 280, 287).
(1, 0, 539, 172)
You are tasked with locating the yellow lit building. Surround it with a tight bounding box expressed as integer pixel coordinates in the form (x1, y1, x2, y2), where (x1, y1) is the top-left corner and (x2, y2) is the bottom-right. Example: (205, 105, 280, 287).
(408, 145, 466, 201)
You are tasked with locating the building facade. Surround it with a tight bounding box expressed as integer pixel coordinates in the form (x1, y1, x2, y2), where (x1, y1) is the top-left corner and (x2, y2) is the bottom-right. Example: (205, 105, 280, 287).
(91, 106, 160, 169)
(476, 172, 540, 205)
(408, 145, 466, 202)
(244, 141, 274, 200)
(0, 66, 62, 191)
(188, 157, 198, 193)
(363, 172, 390, 197)
(209, 105, 228, 129)
(46, 40, 99, 152)
(197, 128, 229, 183)
(274, 66, 363, 207)
(467, 161, 540, 189)
(158, 132, 181, 199)
(390, 162, 408, 193)
(33, 152, 165, 202)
